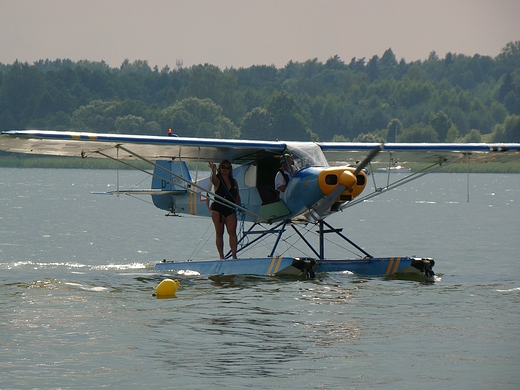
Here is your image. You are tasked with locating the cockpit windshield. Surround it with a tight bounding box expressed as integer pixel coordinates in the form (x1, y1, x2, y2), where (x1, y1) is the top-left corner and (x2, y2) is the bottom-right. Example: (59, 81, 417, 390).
(284, 142, 328, 169)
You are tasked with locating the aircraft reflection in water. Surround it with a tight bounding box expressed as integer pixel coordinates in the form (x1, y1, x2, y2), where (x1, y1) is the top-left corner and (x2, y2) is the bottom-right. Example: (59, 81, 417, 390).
(2, 130, 519, 280)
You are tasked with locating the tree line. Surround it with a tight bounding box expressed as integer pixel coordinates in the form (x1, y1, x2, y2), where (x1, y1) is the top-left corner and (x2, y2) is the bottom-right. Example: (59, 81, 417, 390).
(1, 41, 519, 143)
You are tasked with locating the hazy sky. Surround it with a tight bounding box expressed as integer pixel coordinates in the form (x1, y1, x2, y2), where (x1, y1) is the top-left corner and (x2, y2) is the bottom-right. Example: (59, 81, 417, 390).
(1, 0, 519, 69)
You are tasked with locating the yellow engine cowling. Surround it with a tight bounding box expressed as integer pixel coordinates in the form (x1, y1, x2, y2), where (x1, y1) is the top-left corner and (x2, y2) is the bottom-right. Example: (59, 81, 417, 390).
(317, 167, 367, 201)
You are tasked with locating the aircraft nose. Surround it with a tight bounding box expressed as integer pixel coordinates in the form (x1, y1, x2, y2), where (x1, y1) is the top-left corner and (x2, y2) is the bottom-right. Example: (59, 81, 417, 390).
(318, 168, 357, 196)
(338, 170, 357, 188)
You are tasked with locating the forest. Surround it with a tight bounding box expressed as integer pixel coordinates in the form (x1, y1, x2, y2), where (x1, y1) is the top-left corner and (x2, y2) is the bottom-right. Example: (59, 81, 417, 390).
(1, 41, 520, 145)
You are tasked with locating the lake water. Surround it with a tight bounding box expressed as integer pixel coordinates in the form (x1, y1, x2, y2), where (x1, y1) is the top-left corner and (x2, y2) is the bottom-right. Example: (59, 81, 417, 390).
(1, 168, 519, 389)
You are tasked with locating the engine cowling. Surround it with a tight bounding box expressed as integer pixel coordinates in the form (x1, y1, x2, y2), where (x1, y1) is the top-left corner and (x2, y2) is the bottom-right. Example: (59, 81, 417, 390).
(318, 167, 367, 201)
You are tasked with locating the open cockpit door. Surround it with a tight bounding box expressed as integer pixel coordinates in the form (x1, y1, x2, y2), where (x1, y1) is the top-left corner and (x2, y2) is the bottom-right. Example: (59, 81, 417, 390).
(255, 156, 281, 205)
(242, 157, 291, 222)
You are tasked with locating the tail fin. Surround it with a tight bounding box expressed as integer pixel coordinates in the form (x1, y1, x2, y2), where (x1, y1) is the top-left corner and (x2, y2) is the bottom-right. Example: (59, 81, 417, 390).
(151, 160, 192, 211)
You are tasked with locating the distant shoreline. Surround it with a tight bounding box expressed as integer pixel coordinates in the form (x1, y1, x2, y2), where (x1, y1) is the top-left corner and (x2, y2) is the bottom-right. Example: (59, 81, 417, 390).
(1, 155, 520, 173)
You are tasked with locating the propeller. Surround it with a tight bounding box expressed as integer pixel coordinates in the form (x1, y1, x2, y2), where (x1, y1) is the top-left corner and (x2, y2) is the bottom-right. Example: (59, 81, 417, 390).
(354, 144, 382, 175)
(308, 144, 383, 221)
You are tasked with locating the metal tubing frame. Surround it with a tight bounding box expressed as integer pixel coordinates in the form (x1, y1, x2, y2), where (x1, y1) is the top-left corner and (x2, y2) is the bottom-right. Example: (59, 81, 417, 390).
(229, 221, 288, 259)
(321, 220, 372, 258)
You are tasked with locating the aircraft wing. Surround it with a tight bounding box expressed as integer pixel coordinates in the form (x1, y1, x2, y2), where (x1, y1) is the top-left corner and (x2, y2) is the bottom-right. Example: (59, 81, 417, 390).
(0, 130, 286, 163)
(318, 142, 520, 165)
(1, 130, 519, 166)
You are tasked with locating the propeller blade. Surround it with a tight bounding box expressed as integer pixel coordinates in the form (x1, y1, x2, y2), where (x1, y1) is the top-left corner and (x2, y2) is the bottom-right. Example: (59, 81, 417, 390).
(354, 144, 383, 175)
(309, 183, 348, 220)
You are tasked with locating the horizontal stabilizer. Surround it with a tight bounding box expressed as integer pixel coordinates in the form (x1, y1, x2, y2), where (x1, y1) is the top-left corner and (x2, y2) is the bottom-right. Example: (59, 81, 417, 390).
(91, 189, 186, 196)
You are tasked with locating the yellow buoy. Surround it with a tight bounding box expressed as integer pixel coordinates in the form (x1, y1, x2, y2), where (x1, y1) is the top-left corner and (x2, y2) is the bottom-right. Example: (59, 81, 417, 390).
(154, 279, 180, 298)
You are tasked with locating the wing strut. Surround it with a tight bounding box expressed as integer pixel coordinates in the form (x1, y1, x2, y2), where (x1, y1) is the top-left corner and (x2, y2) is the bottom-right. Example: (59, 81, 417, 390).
(344, 154, 466, 209)
(96, 145, 267, 223)
(466, 154, 471, 202)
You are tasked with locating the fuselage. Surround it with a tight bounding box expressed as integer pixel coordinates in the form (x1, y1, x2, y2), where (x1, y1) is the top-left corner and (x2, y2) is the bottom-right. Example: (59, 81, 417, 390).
(150, 159, 367, 223)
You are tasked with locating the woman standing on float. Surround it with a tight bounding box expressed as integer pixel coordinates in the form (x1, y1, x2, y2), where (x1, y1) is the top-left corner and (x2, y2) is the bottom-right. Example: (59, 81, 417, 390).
(208, 160, 241, 259)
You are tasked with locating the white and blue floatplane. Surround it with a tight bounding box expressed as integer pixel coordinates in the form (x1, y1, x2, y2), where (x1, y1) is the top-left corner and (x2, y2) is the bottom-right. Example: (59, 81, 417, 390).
(2, 130, 519, 280)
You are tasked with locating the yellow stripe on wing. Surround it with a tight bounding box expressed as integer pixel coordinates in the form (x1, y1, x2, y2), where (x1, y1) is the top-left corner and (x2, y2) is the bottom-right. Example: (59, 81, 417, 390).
(71, 134, 98, 140)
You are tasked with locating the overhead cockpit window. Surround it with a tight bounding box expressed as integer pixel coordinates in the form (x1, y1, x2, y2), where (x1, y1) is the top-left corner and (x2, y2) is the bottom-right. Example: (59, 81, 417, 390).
(285, 142, 329, 168)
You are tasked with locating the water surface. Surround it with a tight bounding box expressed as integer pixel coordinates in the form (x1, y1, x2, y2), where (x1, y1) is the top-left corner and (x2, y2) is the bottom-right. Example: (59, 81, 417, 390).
(1, 169, 519, 389)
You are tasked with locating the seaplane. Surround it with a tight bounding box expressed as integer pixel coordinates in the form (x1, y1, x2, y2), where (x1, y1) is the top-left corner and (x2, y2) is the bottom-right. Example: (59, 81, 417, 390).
(2, 129, 519, 280)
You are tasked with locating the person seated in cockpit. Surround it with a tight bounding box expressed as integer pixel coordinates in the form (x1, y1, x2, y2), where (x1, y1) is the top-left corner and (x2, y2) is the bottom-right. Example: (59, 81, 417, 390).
(275, 154, 296, 195)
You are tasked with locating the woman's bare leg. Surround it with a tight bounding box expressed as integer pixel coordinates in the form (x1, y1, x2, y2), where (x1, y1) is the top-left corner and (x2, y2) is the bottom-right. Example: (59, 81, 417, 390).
(211, 210, 225, 259)
(225, 214, 238, 259)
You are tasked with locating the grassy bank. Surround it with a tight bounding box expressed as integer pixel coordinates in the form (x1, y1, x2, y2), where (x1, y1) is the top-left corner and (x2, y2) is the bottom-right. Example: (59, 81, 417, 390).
(0, 155, 150, 169)
(2, 154, 520, 173)
(403, 161, 520, 173)
(427, 162, 520, 173)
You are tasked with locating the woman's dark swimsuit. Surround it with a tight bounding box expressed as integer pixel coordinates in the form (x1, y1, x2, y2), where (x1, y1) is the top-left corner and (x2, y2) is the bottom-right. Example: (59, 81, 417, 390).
(211, 174, 238, 219)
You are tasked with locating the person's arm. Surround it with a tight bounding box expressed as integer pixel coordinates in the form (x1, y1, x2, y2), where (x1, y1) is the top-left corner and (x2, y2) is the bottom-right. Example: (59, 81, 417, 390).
(208, 162, 219, 188)
(274, 171, 286, 192)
